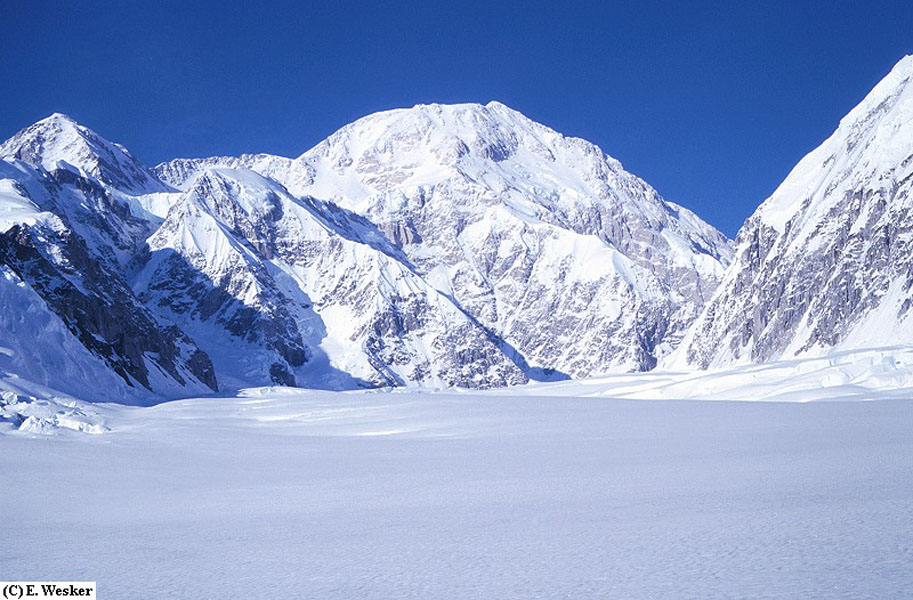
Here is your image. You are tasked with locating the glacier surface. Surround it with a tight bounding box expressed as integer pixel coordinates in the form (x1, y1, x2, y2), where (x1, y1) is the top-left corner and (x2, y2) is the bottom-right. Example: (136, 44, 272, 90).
(2, 350, 912, 599)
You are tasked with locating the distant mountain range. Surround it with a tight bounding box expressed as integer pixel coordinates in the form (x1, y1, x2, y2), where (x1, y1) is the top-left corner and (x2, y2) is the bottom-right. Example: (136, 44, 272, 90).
(1, 55, 911, 403)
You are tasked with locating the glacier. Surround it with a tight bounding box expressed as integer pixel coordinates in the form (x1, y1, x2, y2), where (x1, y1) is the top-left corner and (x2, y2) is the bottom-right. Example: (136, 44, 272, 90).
(2, 353, 913, 598)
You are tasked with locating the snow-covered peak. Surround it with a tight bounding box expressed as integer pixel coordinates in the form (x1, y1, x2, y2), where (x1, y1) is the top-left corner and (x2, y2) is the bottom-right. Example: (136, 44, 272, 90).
(156, 101, 729, 266)
(293, 101, 729, 262)
(299, 101, 622, 181)
(0, 113, 171, 195)
(672, 55, 913, 370)
(152, 101, 733, 374)
(757, 55, 913, 234)
(44, 112, 77, 125)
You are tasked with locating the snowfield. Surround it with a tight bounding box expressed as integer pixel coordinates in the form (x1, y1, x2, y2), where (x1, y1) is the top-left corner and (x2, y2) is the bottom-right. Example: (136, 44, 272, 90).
(2, 349, 912, 599)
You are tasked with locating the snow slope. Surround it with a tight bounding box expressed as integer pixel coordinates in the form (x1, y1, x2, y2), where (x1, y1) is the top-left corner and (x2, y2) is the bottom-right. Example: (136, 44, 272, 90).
(674, 55, 913, 368)
(1, 353, 912, 599)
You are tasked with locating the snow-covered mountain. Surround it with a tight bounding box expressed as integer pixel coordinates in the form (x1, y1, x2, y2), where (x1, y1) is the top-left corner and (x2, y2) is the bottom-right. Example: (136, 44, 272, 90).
(1, 101, 736, 400)
(157, 102, 733, 376)
(672, 55, 913, 368)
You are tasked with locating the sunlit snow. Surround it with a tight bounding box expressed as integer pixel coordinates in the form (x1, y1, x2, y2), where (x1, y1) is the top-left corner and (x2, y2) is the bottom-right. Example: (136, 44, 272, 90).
(2, 349, 912, 599)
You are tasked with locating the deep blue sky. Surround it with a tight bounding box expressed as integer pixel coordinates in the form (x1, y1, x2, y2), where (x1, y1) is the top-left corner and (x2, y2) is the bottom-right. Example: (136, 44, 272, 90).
(3, 1, 912, 236)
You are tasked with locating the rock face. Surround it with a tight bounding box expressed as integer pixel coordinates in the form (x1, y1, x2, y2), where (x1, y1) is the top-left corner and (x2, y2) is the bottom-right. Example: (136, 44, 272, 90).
(672, 55, 913, 368)
(157, 101, 733, 376)
(0, 161, 217, 399)
(0, 261, 142, 404)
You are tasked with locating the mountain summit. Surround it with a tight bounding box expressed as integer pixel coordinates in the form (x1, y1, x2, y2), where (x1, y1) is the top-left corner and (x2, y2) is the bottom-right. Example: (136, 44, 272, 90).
(0, 113, 170, 195)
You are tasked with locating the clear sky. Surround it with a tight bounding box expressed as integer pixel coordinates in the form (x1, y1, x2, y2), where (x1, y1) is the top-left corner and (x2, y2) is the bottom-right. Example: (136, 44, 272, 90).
(3, 1, 912, 236)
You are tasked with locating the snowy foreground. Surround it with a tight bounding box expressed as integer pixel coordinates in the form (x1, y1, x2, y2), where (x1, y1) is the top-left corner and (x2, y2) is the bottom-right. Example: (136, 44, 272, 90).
(2, 349, 913, 598)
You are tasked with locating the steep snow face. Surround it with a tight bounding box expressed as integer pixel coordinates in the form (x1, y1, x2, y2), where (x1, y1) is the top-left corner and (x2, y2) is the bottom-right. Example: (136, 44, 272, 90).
(673, 56, 913, 368)
(158, 102, 732, 374)
(0, 113, 171, 195)
(137, 168, 526, 389)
